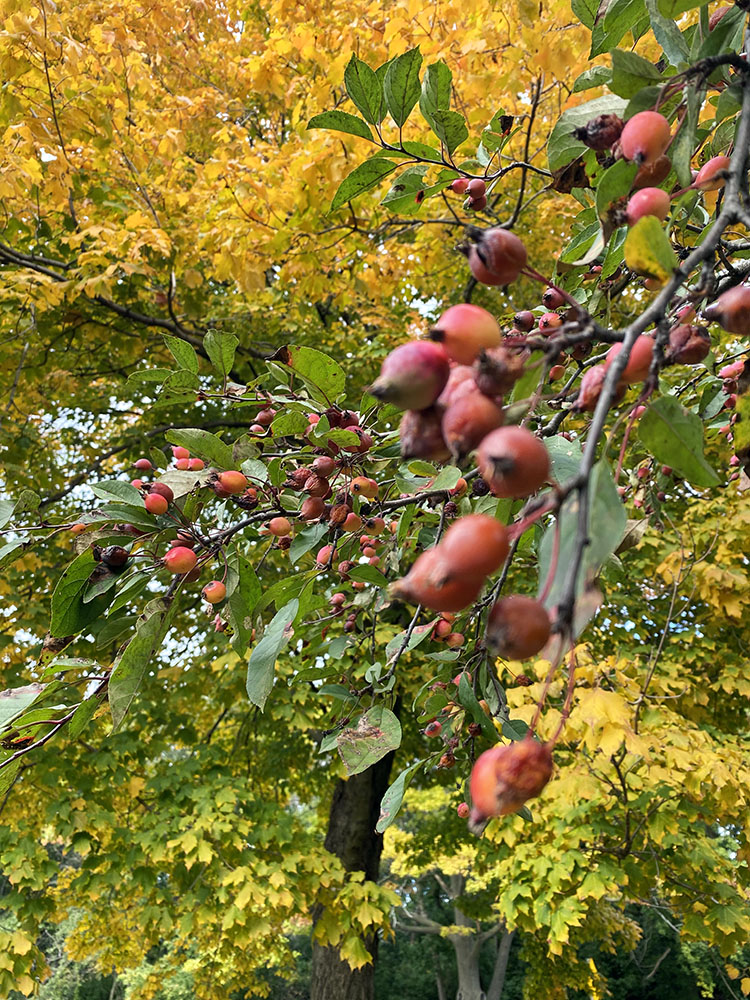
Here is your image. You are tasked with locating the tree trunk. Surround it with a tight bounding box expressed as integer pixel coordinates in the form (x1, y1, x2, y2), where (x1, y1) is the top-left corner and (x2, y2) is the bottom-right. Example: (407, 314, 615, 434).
(449, 874, 485, 1000)
(310, 749, 396, 1000)
(486, 928, 515, 1000)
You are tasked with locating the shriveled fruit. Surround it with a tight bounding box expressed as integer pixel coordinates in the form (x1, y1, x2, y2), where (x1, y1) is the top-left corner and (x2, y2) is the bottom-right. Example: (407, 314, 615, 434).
(694, 155, 730, 191)
(704, 285, 750, 335)
(399, 407, 450, 462)
(665, 325, 710, 365)
(164, 546, 198, 574)
(574, 363, 608, 412)
(390, 547, 485, 612)
(469, 737, 553, 828)
(477, 426, 550, 498)
(620, 111, 671, 165)
(573, 113, 623, 151)
(101, 545, 129, 568)
(442, 391, 504, 461)
(633, 154, 671, 189)
(473, 345, 529, 397)
(466, 227, 527, 286)
(486, 595, 551, 658)
(430, 304, 502, 365)
(301, 496, 325, 520)
(369, 340, 450, 410)
(626, 187, 670, 225)
(605, 335, 654, 384)
(202, 581, 227, 604)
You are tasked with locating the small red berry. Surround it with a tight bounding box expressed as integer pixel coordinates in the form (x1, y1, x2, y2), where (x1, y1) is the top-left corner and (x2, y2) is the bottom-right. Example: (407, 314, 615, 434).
(202, 581, 227, 604)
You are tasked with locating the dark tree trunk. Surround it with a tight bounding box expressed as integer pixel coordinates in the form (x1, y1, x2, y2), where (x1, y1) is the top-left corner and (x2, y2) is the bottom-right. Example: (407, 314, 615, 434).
(310, 749, 396, 1000)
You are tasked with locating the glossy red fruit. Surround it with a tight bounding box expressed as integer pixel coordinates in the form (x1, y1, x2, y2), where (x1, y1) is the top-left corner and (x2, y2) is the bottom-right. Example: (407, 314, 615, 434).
(430, 304, 502, 365)
(467, 195, 487, 212)
(70, 522, 88, 535)
(473, 346, 529, 397)
(704, 286, 750, 335)
(633, 154, 671, 190)
(256, 407, 276, 426)
(451, 177, 470, 193)
(437, 365, 476, 409)
(467, 179, 486, 198)
(164, 546, 198, 574)
(573, 113, 623, 151)
(605, 335, 654, 384)
(316, 545, 334, 566)
(144, 493, 169, 515)
(399, 407, 451, 462)
(477, 427, 550, 498)
(149, 482, 174, 502)
(466, 228, 527, 286)
(175, 458, 190, 470)
(486, 595, 551, 658)
(513, 310, 536, 332)
(620, 111, 671, 165)
(694, 155, 731, 191)
(312, 456, 336, 477)
(665, 325, 710, 365)
(626, 187, 670, 225)
(425, 720, 443, 737)
(538, 312, 563, 332)
(469, 737, 553, 827)
(172, 446, 190, 460)
(269, 517, 292, 536)
(218, 471, 248, 495)
(442, 392, 504, 461)
(341, 426, 373, 455)
(351, 477, 378, 499)
(202, 581, 227, 604)
(440, 514, 510, 577)
(188, 458, 205, 471)
(390, 547, 485, 613)
(370, 341, 450, 411)
(542, 288, 565, 310)
(134, 458, 152, 471)
(457, 802, 470, 819)
(131, 479, 144, 490)
(343, 512, 362, 532)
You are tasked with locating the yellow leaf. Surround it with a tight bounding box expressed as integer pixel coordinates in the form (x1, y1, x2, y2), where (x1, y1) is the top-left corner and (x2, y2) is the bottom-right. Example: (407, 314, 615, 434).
(11, 931, 32, 955)
(624, 216, 678, 283)
(741, 977, 750, 995)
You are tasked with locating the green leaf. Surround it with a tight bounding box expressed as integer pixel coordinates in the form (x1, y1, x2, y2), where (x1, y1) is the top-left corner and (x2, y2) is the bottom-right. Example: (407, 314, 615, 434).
(383, 48, 423, 128)
(376, 760, 422, 833)
(289, 523, 329, 563)
(164, 428, 234, 469)
(274, 345, 346, 398)
(246, 599, 299, 710)
(109, 597, 176, 730)
(573, 66, 613, 92)
(609, 49, 663, 99)
(419, 60, 451, 125)
(330, 156, 398, 212)
(548, 95, 628, 171)
(658, 0, 708, 17)
(0, 499, 14, 530)
(669, 85, 702, 186)
(638, 396, 719, 487)
(50, 550, 115, 638)
(108, 573, 150, 613)
(348, 564, 388, 587)
(595, 159, 639, 221)
(429, 109, 469, 156)
(90, 480, 144, 506)
(271, 410, 309, 437)
(381, 165, 429, 214)
(227, 555, 261, 657)
(307, 110, 374, 142)
(68, 696, 100, 739)
(163, 335, 199, 373)
(697, 4, 745, 56)
(537, 460, 627, 620)
(385, 622, 434, 663)
(590, 0, 647, 57)
(0, 539, 25, 570)
(559, 221, 603, 264)
(203, 330, 238, 377)
(0, 684, 46, 732)
(624, 215, 678, 282)
(502, 718, 530, 741)
(344, 54, 383, 125)
(643, 0, 689, 65)
(545, 435, 583, 483)
(457, 674, 500, 744)
(336, 705, 402, 776)
(572, 0, 598, 29)
(430, 465, 463, 491)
